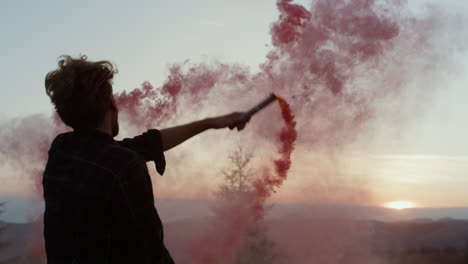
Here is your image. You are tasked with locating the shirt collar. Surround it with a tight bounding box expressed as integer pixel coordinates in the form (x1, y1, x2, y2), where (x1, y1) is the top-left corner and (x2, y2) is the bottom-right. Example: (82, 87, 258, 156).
(73, 129, 114, 144)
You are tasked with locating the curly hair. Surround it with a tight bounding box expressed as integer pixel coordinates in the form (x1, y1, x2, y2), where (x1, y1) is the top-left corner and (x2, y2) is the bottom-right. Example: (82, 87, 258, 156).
(45, 55, 117, 130)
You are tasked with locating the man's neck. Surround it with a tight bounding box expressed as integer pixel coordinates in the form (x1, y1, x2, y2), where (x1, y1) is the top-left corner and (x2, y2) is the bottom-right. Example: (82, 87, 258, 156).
(96, 121, 112, 137)
(96, 127, 112, 136)
(96, 110, 114, 137)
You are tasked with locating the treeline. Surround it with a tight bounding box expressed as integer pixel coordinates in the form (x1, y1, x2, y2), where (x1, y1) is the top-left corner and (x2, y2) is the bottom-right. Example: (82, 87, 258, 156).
(378, 248, 468, 264)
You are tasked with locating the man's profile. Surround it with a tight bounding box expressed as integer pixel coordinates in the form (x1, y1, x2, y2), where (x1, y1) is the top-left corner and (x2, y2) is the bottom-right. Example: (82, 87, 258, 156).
(42, 55, 249, 263)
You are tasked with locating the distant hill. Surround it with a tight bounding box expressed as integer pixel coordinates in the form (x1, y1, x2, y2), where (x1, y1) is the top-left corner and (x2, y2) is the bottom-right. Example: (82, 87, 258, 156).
(3, 217, 468, 262)
(370, 219, 468, 251)
(2, 198, 468, 262)
(2, 196, 468, 223)
(3, 196, 468, 223)
(0, 221, 30, 262)
(267, 203, 468, 222)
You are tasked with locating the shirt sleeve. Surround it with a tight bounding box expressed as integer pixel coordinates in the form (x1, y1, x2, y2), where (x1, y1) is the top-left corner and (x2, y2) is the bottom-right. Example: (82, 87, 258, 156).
(116, 129, 166, 175)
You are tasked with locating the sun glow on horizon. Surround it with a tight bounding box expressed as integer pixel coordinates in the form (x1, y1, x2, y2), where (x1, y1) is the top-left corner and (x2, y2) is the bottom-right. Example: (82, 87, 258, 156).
(384, 200, 416, 210)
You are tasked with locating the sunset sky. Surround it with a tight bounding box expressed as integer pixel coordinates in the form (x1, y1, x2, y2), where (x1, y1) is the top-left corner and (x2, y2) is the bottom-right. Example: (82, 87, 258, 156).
(1, 0, 468, 212)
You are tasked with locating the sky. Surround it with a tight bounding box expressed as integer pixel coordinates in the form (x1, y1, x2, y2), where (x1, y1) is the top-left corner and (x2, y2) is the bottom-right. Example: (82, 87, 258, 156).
(1, 0, 468, 213)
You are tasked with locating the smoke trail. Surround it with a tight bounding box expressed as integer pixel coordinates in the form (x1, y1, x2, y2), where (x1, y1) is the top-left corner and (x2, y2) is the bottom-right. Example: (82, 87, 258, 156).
(115, 63, 250, 130)
(251, 96, 297, 221)
(187, 97, 297, 264)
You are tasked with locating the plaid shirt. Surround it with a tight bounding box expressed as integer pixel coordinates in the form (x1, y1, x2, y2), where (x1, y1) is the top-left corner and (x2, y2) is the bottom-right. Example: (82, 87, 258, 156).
(43, 129, 174, 264)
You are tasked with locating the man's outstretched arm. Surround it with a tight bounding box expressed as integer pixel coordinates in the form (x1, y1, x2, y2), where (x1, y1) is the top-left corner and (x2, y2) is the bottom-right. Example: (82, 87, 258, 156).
(160, 112, 249, 151)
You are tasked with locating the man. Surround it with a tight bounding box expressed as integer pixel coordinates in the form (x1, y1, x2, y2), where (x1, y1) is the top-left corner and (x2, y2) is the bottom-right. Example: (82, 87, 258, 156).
(43, 55, 249, 263)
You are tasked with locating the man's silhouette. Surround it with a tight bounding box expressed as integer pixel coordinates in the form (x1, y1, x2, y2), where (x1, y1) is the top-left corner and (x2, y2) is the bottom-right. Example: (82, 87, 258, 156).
(43, 55, 249, 263)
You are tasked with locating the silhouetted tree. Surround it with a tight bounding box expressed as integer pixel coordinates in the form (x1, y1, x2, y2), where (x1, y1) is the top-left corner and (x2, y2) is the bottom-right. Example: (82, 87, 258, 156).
(216, 145, 288, 264)
(216, 145, 254, 200)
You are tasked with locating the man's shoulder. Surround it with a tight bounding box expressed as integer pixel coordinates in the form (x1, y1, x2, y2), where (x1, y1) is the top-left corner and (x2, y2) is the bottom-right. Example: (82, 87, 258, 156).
(48, 131, 76, 154)
(87, 141, 146, 178)
(51, 131, 73, 143)
(105, 143, 145, 168)
(49, 132, 145, 176)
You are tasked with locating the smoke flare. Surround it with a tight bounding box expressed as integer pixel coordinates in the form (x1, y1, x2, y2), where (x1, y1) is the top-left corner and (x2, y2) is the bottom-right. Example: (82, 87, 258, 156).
(251, 95, 297, 220)
(188, 96, 297, 264)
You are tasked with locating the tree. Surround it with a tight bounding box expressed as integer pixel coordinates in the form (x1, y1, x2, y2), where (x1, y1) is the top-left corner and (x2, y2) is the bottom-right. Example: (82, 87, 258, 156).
(216, 144, 254, 201)
(216, 145, 288, 264)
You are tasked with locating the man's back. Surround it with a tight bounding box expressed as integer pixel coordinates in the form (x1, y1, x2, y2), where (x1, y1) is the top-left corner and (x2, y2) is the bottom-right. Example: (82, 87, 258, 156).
(41, 55, 248, 264)
(43, 129, 173, 264)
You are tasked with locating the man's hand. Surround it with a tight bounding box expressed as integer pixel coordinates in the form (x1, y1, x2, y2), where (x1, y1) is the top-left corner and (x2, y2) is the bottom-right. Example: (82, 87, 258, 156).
(208, 112, 251, 131)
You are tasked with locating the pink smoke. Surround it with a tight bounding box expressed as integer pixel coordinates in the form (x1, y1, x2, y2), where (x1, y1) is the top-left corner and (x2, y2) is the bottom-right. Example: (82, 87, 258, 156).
(251, 96, 297, 220)
(115, 63, 250, 129)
